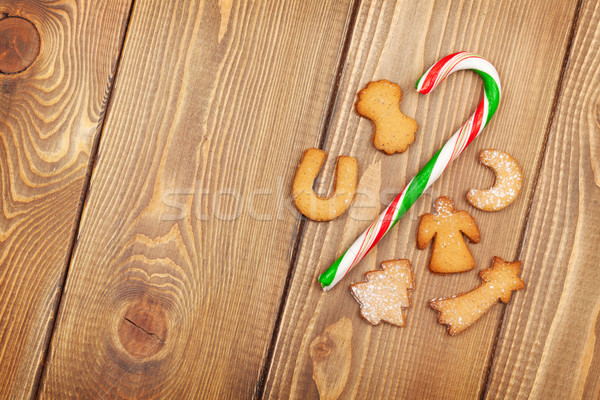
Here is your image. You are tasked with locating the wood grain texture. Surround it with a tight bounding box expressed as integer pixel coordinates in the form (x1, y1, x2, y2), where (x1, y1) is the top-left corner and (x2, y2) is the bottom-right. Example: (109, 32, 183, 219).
(264, 1, 580, 399)
(310, 317, 353, 400)
(38, 0, 357, 398)
(0, 1, 131, 398)
(485, 1, 600, 398)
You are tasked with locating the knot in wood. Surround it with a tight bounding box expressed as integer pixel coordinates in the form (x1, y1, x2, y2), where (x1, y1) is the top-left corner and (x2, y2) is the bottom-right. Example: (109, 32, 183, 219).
(311, 336, 333, 361)
(0, 16, 40, 74)
(118, 302, 168, 358)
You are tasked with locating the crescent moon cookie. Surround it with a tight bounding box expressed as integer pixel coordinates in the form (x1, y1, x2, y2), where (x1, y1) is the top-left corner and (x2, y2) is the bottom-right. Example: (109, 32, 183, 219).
(466, 149, 522, 211)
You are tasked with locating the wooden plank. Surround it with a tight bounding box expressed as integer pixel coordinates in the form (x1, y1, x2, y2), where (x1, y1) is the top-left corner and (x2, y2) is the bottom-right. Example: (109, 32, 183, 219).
(263, 0, 580, 398)
(484, 1, 600, 398)
(37, 0, 356, 398)
(0, 1, 132, 398)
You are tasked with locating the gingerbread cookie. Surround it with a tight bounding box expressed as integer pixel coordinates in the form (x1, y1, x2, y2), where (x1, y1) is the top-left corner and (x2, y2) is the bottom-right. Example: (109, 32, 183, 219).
(293, 148, 358, 221)
(466, 149, 522, 211)
(356, 80, 418, 154)
(417, 196, 480, 274)
(430, 257, 525, 335)
(350, 259, 414, 326)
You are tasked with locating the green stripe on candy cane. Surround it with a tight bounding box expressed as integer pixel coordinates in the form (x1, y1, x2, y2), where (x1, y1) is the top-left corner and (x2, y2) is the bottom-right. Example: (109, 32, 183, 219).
(477, 70, 500, 125)
(318, 149, 441, 288)
(318, 52, 501, 290)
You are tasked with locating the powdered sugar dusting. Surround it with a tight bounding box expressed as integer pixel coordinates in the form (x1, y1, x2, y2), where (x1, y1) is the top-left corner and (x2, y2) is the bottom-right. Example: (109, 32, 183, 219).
(467, 149, 522, 211)
(418, 196, 480, 273)
(350, 260, 413, 326)
(433, 196, 455, 215)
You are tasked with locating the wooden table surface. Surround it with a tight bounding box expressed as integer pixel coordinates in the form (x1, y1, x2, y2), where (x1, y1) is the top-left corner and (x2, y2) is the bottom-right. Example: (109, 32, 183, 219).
(1, 0, 599, 398)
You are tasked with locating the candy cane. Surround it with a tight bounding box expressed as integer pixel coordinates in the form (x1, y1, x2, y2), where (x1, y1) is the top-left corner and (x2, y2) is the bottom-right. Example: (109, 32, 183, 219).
(319, 52, 501, 290)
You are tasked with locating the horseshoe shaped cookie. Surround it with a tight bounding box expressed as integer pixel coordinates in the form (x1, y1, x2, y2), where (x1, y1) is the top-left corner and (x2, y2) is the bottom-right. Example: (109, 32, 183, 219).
(466, 149, 522, 211)
(293, 148, 358, 221)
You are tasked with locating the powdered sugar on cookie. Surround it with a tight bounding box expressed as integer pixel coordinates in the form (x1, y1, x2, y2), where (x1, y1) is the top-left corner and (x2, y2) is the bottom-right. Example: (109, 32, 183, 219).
(350, 260, 414, 326)
(430, 257, 525, 335)
(417, 197, 481, 274)
(467, 149, 522, 211)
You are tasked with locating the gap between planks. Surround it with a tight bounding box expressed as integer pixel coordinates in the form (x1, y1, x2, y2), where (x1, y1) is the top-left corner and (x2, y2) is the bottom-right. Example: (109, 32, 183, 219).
(32, 1, 138, 398)
(477, 0, 585, 398)
(253, 0, 362, 398)
(29, 0, 579, 397)
(255, 0, 586, 398)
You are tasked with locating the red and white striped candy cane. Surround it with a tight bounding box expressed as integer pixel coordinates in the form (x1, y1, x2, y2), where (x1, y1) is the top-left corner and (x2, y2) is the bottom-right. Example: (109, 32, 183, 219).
(319, 52, 501, 290)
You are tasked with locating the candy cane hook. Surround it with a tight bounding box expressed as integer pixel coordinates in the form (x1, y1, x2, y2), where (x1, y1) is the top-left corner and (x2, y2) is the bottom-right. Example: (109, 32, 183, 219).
(319, 52, 501, 290)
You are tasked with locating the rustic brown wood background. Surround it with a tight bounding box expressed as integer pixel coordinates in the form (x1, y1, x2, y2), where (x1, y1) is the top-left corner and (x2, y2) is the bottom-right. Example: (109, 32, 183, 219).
(0, 0, 598, 398)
